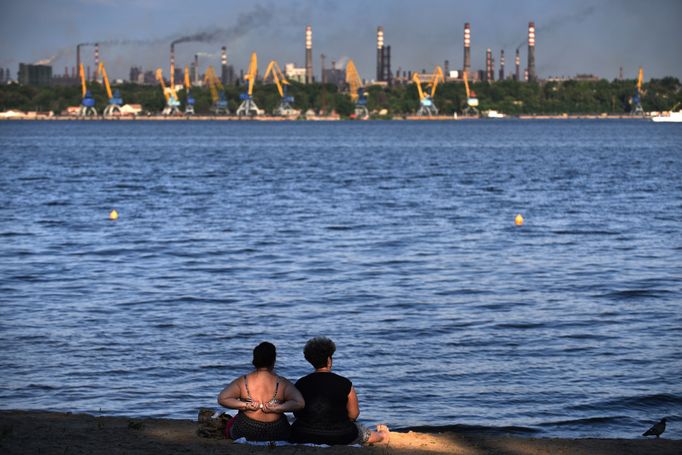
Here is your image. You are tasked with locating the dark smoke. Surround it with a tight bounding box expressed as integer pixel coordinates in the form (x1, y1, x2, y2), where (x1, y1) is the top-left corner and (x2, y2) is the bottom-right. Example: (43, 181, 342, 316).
(515, 6, 596, 51)
(170, 4, 273, 46)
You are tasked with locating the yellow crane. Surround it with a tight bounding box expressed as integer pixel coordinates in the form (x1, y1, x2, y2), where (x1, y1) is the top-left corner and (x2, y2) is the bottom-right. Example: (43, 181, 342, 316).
(263, 60, 298, 116)
(412, 66, 444, 116)
(78, 63, 97, 117)
(345, 60, 369, 119)
(236, 52, 263, 116)
(462, 70, 479, 116)
(183, 65, 195, 115)
(204, 66, 229, 115)
(155, 68, 181, 116)
(97, 62, 123, 117)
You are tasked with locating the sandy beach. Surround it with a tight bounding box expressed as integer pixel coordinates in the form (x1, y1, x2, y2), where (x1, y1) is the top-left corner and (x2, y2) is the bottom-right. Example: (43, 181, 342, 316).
(0, 410, 679, 455)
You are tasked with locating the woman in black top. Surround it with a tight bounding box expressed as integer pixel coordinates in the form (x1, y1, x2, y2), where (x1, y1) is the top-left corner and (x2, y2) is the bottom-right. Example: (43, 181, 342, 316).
(290, 337, 389, 445)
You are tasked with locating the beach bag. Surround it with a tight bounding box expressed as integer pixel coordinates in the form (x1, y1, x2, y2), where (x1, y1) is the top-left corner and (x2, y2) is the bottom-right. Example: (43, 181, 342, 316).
(197, 408, 232, 439)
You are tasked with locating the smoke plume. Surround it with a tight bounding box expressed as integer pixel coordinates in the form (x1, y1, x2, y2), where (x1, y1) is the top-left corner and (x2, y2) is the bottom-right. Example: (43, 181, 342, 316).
(515, 6, 596, 51)
(170, 4, 273, 47)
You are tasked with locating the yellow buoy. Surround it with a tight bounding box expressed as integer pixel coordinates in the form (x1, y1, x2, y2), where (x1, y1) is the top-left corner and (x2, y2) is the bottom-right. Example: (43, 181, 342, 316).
(109, 209, 119, 220)
(515, 214, 524, 226)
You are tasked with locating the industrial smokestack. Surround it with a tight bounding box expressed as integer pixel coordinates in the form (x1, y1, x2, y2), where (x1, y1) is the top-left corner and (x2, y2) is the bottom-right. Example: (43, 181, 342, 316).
(486, 48, 493, 81)
(221, 46, 228, 85)
(76, 44, 81, 76)
(463, 22, 471, 75)
(170, 43, 176, 86)
(444, 60, 450, 77)
(515, 49, 520, 81)
(94, 43, 100, 81)
(320, 54, 326, 84)
(377, 26, 384, 81)
(499, 50, 505, 80)
(305, 25, 313, 84)
(527, 21, 536, 82)
(194, 53, 199, 84)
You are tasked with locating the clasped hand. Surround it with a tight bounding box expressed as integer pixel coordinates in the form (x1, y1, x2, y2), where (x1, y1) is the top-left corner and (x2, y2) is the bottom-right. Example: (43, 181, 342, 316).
(244, 401, 283, 413)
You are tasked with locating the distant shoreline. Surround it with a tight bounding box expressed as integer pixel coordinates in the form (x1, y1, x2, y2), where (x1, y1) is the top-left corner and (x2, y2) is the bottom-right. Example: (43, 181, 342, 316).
(0, 114, 649, 121)
(1, 410, 679, 455)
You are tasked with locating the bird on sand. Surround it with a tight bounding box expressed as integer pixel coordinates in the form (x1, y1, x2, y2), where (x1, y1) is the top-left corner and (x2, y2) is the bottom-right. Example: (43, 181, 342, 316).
(642, 418, 667, 438)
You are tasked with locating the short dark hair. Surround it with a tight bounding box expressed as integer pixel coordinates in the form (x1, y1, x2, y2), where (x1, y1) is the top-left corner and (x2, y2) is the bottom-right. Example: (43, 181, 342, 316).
(252, 342, 276, 369)
(304, 337, 336, 369)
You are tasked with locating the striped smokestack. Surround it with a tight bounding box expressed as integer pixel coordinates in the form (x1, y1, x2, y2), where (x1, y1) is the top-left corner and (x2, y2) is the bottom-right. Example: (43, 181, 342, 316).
(221, 46, 228, 85)
(170, 43, 176, 86)
(499, 50, 505, 80)
(94, 43, 100, 81)
(486, 48, 493, 81)
(305, 25, 313, 84)
(377, 26, 384, 81)
(527, 21, 536, 82)
(463, 22, 471, 74)
(515, 48, 520, 81)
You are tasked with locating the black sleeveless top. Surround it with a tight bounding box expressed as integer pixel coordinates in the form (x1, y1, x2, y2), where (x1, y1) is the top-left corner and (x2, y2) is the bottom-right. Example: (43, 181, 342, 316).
(290, 372, 358, 445)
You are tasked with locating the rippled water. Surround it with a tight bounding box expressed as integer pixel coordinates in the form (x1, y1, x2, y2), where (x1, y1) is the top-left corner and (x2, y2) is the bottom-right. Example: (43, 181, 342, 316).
(0, 120, 680, 439)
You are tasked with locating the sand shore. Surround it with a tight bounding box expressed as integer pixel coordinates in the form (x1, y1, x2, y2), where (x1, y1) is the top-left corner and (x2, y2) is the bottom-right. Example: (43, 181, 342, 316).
(0, 410, 679, 454)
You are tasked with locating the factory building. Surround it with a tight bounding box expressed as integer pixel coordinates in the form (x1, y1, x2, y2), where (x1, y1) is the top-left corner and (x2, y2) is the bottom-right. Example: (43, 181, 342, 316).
(322, 61, 345, 87)
(18, 63, 52, 86)
(285, 63, 307, 83)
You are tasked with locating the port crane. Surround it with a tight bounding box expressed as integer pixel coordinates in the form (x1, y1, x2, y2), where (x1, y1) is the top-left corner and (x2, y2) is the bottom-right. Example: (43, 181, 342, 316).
(462, 70, 479, 117)
(204, 66, 229, 115)
(632, 66, 644, 116)
(155, 68, 181, 116)
(263, 60, 298, 116)
(345, 59, 369, 119)
(236, 52, 263, 117)
(412, 66, 444, 116)
(96, 62, 122, 117)
(183, 65, 195, 115)
(78, 63, 97, 117)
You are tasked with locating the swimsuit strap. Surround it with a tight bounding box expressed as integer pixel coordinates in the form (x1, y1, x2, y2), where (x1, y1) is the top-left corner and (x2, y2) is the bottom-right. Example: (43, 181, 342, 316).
(242, 375, 253, 402)
(269, 377, 281, 403)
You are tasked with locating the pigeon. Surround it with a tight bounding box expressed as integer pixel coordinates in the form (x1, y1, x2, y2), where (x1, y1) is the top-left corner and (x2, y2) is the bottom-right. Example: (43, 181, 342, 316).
(642, 418, 667, 438)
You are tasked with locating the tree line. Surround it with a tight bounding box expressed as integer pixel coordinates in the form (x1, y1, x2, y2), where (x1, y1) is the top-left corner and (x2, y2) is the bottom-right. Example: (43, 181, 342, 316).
(1, 77, 680, 117)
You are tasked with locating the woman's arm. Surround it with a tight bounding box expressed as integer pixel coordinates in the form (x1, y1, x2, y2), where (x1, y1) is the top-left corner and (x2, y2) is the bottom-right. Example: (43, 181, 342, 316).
(217, 378, 260, 411)
(347, 386, 360, 421)
(262, 379, 305, 413)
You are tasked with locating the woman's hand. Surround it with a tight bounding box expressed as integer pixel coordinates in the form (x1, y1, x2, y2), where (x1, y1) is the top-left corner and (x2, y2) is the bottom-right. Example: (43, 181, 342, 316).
(261, 402, 284, 414)
(244, 401, 262, 412)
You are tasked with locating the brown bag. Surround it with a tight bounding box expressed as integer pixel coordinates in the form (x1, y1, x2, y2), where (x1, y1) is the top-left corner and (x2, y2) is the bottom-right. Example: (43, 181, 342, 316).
(197, 408, 232, 439)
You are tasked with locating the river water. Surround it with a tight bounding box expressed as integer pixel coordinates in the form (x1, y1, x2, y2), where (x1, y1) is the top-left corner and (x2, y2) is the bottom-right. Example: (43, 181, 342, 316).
(0, 120, 680, 438)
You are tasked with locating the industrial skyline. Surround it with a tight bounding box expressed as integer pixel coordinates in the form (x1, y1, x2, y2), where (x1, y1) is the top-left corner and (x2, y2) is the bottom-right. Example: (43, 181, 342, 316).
(1, 0, 681, 81)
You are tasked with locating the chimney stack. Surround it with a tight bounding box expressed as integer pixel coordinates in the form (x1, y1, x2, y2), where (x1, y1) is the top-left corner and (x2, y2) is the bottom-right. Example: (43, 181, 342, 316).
(499, 50, 505, 80)
(515, 48, 520, 81)
(76, 44, 81, 76)
(193, 54, 199, 84)
(305, 25, 313, 84)
(170, 43, 176, 86)
(377, 26, 384, 81)
(444, 59, 450, 77)
(463, 22, 471, 75)
(486, 48, 493, 81)
(527, 21, 536, 82)
(221, 46, 228, 85)
(320, 54, 326, 84)
(94, 43, 100, 81)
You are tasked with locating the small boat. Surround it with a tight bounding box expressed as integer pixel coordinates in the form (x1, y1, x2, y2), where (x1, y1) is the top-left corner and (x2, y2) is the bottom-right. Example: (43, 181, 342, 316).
(651, 111, 682, 123)
(485, 110, 505, 119)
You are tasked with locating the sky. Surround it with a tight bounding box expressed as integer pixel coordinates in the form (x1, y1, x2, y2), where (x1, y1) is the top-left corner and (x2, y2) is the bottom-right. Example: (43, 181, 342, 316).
(1, 0, 681, 81)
